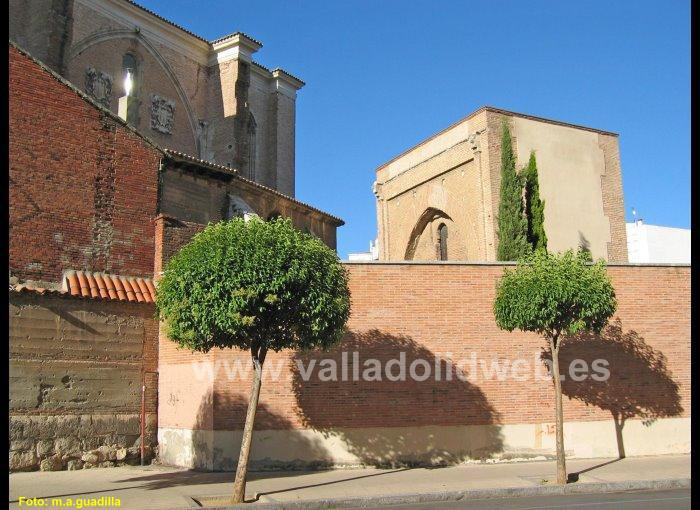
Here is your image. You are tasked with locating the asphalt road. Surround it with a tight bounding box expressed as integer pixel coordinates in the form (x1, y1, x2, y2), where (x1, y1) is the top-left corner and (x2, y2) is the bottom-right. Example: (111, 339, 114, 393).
(372, 488, 691, 510)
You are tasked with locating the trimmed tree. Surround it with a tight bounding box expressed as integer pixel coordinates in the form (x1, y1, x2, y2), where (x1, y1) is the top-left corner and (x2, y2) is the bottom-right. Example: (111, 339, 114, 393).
(155, 217, 351, 503)
(493, 249, 617, 484)
(496, 120, 530, 260)
(523, 151, 547, 252)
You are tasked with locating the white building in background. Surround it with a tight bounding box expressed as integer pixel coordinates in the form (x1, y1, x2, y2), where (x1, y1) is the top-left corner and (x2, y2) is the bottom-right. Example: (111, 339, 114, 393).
(626, 219, 690, 264)
(348, 239, 380, 261)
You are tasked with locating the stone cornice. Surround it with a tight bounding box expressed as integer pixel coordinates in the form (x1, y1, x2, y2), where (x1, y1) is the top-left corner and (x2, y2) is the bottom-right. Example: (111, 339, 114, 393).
(271, 69, 305, 99)
(210, 33, 262, 65)
(272, 68, 305, 89)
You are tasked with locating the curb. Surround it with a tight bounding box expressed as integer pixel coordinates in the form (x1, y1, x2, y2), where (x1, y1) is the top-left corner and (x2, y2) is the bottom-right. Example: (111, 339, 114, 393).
(194, 477, 691, 509)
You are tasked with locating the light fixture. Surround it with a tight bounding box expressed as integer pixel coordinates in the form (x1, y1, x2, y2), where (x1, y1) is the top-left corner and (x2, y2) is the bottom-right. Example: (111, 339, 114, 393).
(124, 69, 133, 96)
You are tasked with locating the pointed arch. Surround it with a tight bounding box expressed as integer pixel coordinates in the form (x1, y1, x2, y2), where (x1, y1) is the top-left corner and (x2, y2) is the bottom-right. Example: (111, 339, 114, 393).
(67, 29, 200, 154)
(404, 207, 453, 260)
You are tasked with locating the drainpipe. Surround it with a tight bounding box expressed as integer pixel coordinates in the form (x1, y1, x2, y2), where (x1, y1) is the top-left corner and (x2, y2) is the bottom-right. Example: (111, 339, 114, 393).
(140, 373, 146, 466)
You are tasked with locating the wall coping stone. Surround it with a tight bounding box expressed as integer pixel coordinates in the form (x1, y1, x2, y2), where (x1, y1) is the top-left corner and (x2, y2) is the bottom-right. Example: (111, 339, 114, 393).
(341, 260, 690, 268)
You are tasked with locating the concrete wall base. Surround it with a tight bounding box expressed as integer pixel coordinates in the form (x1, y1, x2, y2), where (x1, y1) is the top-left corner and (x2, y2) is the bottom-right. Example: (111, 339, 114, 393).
(157, 417, 690, 471)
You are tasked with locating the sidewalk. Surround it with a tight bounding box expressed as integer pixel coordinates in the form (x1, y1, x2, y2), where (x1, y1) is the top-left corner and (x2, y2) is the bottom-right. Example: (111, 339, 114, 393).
(9, 454, 690, 509)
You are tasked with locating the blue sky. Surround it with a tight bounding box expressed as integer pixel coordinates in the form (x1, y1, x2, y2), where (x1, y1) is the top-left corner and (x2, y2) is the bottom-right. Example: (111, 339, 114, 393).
(139, 0, 690, 259)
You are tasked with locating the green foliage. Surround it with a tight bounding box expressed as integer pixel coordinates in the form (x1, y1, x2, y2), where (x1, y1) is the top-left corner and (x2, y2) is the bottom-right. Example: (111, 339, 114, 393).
(155, 217, 351, 353)
(493, 249, 617, 340)
(497, 121, 531, 261)
(523, 152, 548, 253)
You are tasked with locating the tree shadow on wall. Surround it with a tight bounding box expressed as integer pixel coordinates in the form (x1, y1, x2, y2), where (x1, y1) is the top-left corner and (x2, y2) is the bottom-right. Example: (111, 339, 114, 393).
(116, 391, 333, 491)
(541, 319, 683, 467)
(291, 330, 503, 468)
(212, 392, 435, 501)
(211, 392, 334, 472)
(578, 232, 591, 254)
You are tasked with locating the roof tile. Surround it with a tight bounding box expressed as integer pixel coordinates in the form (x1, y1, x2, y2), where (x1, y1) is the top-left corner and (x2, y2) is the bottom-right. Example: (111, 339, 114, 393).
(61, 270, 156, 303)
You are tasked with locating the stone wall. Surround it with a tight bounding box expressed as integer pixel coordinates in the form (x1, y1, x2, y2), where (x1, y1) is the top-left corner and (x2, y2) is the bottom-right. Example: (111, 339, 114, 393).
(157, 262, 690, 470)
(9, 291, 159, 472)
(8, 0, 73, 73)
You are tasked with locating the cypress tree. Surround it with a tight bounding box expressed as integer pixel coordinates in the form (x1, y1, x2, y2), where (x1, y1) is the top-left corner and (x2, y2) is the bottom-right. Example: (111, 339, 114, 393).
(523, 151, 548, 252)
(496, 121, 530, 260)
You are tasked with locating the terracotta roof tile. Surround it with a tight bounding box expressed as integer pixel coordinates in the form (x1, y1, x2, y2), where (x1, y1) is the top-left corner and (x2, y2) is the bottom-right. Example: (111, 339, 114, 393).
(61, 271, 156, 303)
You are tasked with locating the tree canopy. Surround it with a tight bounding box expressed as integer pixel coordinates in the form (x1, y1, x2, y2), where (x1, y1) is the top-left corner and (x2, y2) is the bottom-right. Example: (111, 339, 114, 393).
(155, 216, 351, 354)
(493, 249, 617, 340)
(493, 248, 617, 484)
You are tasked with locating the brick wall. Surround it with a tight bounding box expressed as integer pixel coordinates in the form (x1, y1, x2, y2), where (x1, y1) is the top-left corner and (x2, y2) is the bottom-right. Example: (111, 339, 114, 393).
(599, 133, 629, 262)
(158, 262, 689, 434)
(9, 44, 161, 284)
(154, 215, 207, 275)
(9, 291, 159, 471)
(11, 0, 302, 191)
(375, 108, 628, 263)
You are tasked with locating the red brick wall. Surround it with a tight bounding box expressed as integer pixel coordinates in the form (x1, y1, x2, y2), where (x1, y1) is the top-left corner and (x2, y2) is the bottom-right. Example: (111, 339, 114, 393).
(153, 215, 207, 275)
(158, 263, 690, 431)
(9, 45, 162, 283)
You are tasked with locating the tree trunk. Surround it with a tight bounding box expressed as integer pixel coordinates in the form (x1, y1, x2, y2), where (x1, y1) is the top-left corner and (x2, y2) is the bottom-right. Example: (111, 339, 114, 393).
(550, 334, 567, 484)
(231, 346, 267, 504)
(613, 412, 626, 459)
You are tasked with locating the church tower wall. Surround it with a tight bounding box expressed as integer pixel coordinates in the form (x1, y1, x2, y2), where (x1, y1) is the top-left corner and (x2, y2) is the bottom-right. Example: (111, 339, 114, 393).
(375, 107, 628, 262)
(9, 0, 304, 195)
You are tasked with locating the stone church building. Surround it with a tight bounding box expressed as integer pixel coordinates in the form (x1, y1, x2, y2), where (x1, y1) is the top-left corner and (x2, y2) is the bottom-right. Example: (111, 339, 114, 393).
(374, 107, 628, 262)
(10, 0, 302, 197)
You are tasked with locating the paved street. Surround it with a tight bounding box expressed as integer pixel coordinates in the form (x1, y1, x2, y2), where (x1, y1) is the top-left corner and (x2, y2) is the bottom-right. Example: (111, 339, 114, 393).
(9, 454, 690, 509)
(377, 488, 691, 510)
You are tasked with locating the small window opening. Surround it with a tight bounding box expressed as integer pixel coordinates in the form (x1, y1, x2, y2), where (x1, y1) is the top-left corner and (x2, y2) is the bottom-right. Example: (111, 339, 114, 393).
(438, 223, 448, 261)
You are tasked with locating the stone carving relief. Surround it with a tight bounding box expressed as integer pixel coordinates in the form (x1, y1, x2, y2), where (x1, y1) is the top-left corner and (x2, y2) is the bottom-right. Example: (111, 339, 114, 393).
(150, 94, 175, 134)
(467, 129, 485, 153)
(84, 68, 112, 109)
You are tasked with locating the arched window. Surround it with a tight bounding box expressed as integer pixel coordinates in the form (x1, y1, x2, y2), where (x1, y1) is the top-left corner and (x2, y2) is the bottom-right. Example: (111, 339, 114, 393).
(247, 112, 257, 181)
(122, 53, 138, 97)
(404, 207, 453, 260)
(438, 223, 448, 260)
(267, 211, 281, 221)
